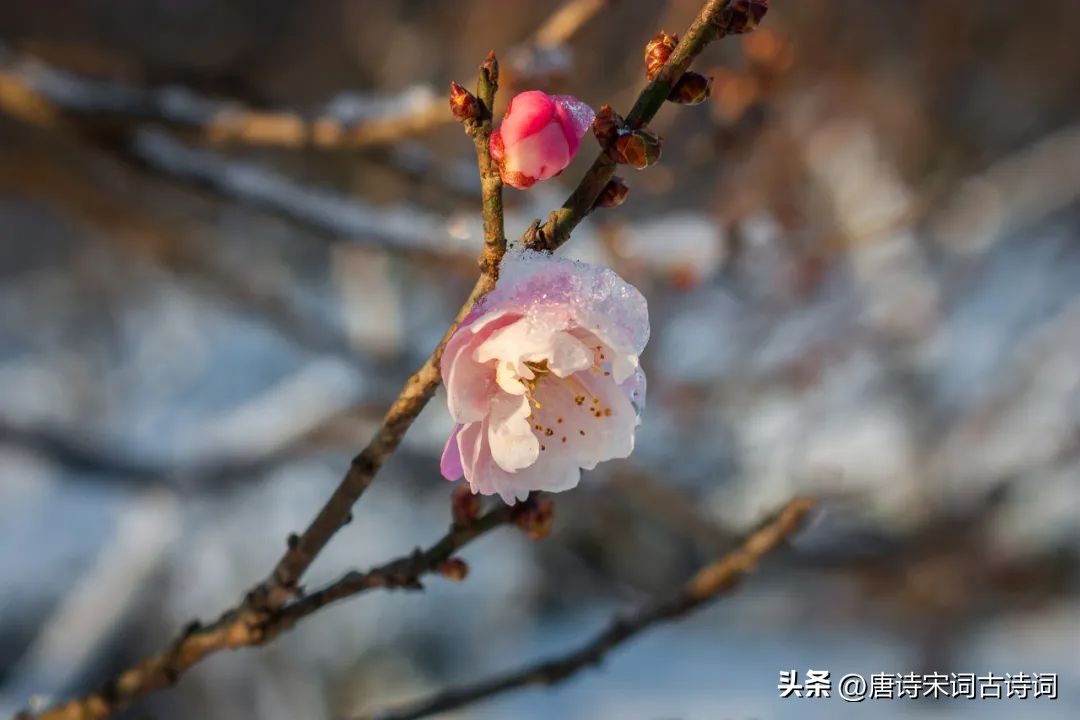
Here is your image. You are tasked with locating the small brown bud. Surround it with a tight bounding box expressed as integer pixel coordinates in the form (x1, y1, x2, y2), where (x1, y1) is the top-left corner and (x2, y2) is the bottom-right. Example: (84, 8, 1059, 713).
(480, 50, 500, 88)
(511, 495, 555, 541)
(715, 0, 768, 35)
(437, 557, 469, 582)
(668, 71, 712, 105)
(592, 104, 625, 145)
(451, 483, 481, 526)
(644, 30, 679, 81)
(612, 128, 662, 170)
(449, 81, 479, 122)
(594, 176, 629, 209)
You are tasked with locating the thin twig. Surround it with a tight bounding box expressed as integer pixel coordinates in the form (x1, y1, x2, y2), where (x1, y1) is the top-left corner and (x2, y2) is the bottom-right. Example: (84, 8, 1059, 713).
(525, 0, 739, 252)
(263, 504, 515, 639)
(360, 498, 815, 720)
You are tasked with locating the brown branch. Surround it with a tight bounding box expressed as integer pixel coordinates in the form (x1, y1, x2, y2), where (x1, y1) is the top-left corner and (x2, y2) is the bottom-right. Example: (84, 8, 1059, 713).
(263, 504, 515, 639)
(470, 52, 507, 276)
(256, 51, 507, 616)
(20, 56, 507, 720)
(18, 504, 513, 720)
(525, 0, 748, 252)
(360, 498, 815, 720)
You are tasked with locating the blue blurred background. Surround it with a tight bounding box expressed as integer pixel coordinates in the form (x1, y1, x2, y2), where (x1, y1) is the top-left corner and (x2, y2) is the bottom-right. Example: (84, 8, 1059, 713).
(0, 1, 1077, 718)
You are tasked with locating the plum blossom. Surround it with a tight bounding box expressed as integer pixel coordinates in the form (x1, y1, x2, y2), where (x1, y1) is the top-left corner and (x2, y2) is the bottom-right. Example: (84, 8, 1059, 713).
(489, 90, 596, 190)
(440, 251, 649, 504)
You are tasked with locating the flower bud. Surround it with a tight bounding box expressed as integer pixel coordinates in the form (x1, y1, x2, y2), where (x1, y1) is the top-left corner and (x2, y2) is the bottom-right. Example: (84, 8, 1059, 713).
(449, 81, 480, 123)
(612, 128, 662, 169)
(480, 51, 500, 89)
(594, 176, 629, 209)
(451, 483, 481, 526)
(715, 0, 769, 35)
(592, 104, 625, 146)
(490, 90, 596, 189)
(436, 558, 469, 581)
(668, 71, 712, 105)
(644, 30, 679, 81)
(511, 495, 555, 541)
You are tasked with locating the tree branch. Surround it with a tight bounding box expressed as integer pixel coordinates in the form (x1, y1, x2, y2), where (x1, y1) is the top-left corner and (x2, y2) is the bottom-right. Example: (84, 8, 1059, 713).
(525, 0, 744, 252)
(263, 504, 515, 639)
(20, 504, 514, 720)
(359, 497, 815, 720)
(20, 56, 508, 720)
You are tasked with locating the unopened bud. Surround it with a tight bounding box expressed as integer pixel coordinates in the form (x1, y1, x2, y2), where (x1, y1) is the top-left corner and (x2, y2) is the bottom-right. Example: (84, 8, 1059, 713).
(715, 0, 768, 35)
(645, 30, 679, 81)
(449, 81, 479, 122)
(612, 128, 662, 169)
(592, 104, 625, 145)
(451, 483, 481, 526)
(668, 72, 712, 105)
(437, 557, 469, 581)
(511, 495, 555, 541)
(594, 176, 629, 209)
(480, 50, 500, 88)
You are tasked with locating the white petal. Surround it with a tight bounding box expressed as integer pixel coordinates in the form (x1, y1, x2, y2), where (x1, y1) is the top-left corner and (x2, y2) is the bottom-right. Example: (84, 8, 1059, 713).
(475, 317, 592, 393)
(487, 392, 540, 472)
(573, 370, 639, 468)
(542, 331, 592, 377)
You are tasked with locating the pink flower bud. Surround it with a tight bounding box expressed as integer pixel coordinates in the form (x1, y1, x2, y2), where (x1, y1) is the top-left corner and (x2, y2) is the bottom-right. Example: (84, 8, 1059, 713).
(489, 91, 596, 190)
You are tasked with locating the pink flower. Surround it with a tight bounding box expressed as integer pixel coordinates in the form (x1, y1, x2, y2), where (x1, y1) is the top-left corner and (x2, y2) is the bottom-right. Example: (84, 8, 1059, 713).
(489, 91, 596, 190)
(440, 251, 649, 504)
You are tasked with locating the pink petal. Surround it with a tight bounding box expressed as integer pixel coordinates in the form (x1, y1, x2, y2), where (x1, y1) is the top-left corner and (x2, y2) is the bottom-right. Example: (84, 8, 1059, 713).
(440, 424, 464, 481)
(497, 90, 555, 146)
(443, 310, 520, 423)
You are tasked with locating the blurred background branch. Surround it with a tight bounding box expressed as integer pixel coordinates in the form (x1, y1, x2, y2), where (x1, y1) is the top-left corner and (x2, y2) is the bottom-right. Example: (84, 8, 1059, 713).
(361, 498, 814, 720)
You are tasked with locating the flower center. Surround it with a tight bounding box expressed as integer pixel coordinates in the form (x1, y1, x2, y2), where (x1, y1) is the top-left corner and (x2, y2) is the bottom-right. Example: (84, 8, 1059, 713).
(521, 356, 616, 453)
(521, 359, 551, 408)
